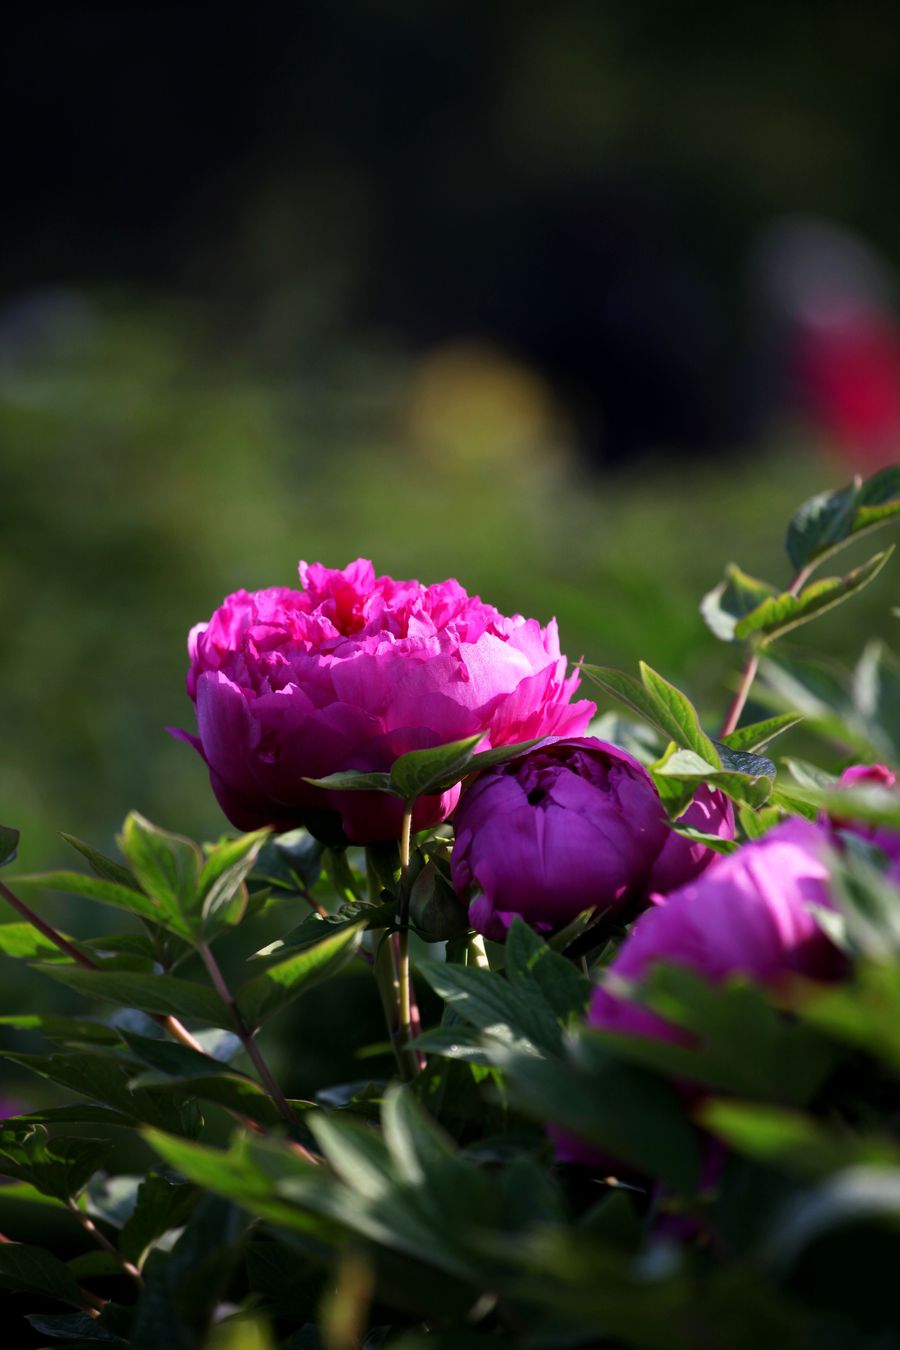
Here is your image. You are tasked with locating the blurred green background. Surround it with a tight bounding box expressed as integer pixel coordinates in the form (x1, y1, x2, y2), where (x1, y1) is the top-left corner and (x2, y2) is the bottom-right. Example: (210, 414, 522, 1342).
(1, 3, 898, 1108)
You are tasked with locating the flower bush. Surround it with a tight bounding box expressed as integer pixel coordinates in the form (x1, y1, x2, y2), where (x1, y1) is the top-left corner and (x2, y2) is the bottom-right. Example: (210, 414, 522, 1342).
(0, 465, 899, 1349)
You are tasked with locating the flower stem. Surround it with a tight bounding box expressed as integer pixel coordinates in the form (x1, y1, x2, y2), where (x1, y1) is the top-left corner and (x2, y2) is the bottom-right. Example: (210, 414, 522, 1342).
(718, 560, 816, 739)
(67, 1198, 143, 1285)
(397, 807, 413, 1038)
(393, 805, 424, 1078)
(718, 652, 760, 738)
(196, 940, 304, 1138)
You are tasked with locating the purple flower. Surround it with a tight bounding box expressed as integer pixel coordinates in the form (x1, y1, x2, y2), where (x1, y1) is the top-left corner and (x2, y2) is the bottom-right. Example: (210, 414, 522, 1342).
(451, 737, 672, 940)
(175, 560, 594, 844)
(553, 819, 845, 1169)
(589, 819, 845, 1046)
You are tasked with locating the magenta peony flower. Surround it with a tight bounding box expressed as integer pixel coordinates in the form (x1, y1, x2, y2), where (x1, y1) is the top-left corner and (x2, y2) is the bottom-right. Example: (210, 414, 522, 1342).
(451, 737, 673, 940)
(175, 559, 594, 843)
(554, 820, 844, 1167)
(588, 819, 845, 1047)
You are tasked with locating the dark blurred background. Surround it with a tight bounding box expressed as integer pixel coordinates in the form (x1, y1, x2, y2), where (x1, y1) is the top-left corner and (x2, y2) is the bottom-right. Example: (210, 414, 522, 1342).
(2, 1, 899, 861)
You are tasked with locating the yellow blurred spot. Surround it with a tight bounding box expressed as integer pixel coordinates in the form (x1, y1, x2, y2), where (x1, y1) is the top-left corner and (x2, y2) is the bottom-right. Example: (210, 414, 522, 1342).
(406, 341, 572, 476)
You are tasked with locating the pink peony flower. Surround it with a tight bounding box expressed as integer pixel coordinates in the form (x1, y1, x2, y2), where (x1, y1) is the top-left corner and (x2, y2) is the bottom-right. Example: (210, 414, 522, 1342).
(175, 559, 594, 843)
(554, 819, 844, 1167)
(589, 818, 845, 1047)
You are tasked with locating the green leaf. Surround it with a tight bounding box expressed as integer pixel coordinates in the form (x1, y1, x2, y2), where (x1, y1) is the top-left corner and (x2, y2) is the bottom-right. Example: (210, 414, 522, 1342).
(720, 712, 804, 753)
(389, 735, 482, 801)
(36, 965, 232, 1028)
(120, 1172, 199, 1266)
(786, 465, 900, 571)
(60, 834, 138, 889)
(128, 1070, 289, 1128)
(0, 824, 20, 868)
(12, 870, 164, 924)
(581, 664, 675, 731)
(0, 1242, 87, 1307)
(26, 1311, 127, 1344)
(503, 919, 591, 1025)
(639, 663, 721, 764)
(784, 781, 900, 830)
(302, 770, 394, 793)
(2, 1051, 201, 1131)
(255, 897, 396, 960)
(0, 1179, 69, 1208)
(143, 1130, 334, 1241)
(0, 1012, 119, 1045)
(853, 639, 900, 763)
(701, 563, 778, 642)
(117, 812, 203, 932)
(128, 1196, 248, 1350)
(403, 737, 544, 798)
(792, 963, 900, 1071)
(699, 1100, 900, 1178)
(737, 804, 784, 840)
(783, 758, 838, 791)
(197, 829, 269, 936)
(734, 547, 894, 648)
(412, 1026, 495, 1065)
(417, 959, 563, 1054)
(825, 850, 900, 961)
(653, 746, 775, 809)
(381, 1083, 459, 1185)
(0, 1128, 112, 1201)
(0, 921, 74, 963)
(670, 824, 740, 854)
(85, 1173, 142, 1228)
(236, 921, 364, 1027)
(582, 662, 721, 767)
(497, 1042, 701, 1193)
(7, 1104, 136, 1127)
(119, 1029, 241, 1079)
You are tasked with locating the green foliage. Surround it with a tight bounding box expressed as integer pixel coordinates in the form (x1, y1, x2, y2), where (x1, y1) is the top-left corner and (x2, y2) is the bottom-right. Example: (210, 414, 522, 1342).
(734, 547, 894, 647)
(786, 466, 900, 570)
(236, 921, 365, 1027)
(702, 563, 778, 642)
(581, 662, 720, 764)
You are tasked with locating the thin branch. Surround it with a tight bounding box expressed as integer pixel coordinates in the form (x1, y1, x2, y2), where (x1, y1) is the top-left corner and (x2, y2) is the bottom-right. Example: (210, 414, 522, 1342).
(67, 1198, 143, 1285)
(718, 651, 760, 739)
(196, 940, 318, 1165)
(718, 560, 816, 739)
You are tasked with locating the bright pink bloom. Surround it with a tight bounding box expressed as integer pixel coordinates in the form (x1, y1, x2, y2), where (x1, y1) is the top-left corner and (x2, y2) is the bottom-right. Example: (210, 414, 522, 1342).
(176, 560, 594, 843)
(589, 819, 845, 1047)
(554, 819, 844, 1167)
